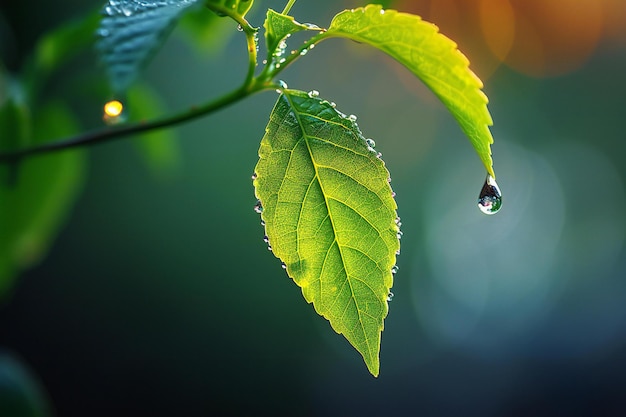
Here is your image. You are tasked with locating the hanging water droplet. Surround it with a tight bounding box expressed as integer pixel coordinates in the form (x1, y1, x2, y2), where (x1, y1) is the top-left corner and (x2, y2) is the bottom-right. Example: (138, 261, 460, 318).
(397, 230, 403, 239)
(253, 200, 263, 214)
(478, 174, 502, 215)
(387, 291, 394, 302)
(281, 262, 287, 269)
(237, 24, 244, 32)
(263, 235, 269, 243)
(103, 5, 116, 15)
(96, 28, 110, 37)
(391, 265, 399, 274)
(300, 48, 308, 56)
(347, 114, 357, 122)
(330, 102, 336, 108)
(251, 172, 257, 181)
(308, 90, 319, 98)
(366, 138, 376, 148)
(260, 220, 266, 226)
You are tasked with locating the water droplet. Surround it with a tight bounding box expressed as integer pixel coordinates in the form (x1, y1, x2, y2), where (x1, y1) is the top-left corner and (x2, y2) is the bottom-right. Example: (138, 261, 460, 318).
(300, 48, 308, 56)
(347, 114, 357, 122)
(309, 44, 315, 49)
(121, 5, 134, 16)
(308, 90, 319, 98)
(263, 235, 269, 243)
(303, 23, 321, 30)
(103, 5, 116, 15)
(251, 172, 257, 180)
(391, 265, 399, 274)
(277, 80, 288, 89)
(366, 138, 376, 148)
(260, 220, 266, 226)
(396, 230, 403, 239)
(330, 102, 336, 108)
(262, 59, 268, 65)
(380, 9, 386, 15)
(281, 262, 287, 269)
(97, 28, 110, 37)
(267, 245, 273, 251)
(103, 100, 126, 125)
(237, 24, 244, 32)
(253, 200, 263, 214)
(387, 292, 394, 302)
(478, 174, 502, 215)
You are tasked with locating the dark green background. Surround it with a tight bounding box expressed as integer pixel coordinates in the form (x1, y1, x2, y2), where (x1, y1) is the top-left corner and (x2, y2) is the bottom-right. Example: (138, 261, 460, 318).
(2, 0, 626, 416)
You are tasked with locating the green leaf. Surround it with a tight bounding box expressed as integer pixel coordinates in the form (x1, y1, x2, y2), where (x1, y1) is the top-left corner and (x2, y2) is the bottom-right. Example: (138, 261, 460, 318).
(96, 0, 201, 94)
(0, 102, 85, 297)
(264, 9, 321, 58)
(126, 83, 181, 177)
(177, 6, 233, 55)
(32, 11, 100, 75)
(325, 5, 496, 178)
(253, 90, 400, 376)
(206, 0, 253, 19)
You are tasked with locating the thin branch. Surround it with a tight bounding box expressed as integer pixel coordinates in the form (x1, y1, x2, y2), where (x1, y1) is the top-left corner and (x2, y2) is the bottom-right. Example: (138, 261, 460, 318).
(282, 0, 297, 15)
(0, 82, 272, 163)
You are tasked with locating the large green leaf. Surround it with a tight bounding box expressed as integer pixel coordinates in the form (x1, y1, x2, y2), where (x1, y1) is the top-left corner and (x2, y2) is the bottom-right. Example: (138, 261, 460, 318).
(253, 90, 400, 376)
(0, 103, 85, 297)
(324, 5, 495, 177)
(96, 0, 201, 94)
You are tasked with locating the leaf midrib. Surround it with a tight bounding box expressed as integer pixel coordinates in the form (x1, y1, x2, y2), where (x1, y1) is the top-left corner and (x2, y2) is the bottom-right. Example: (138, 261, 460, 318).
(283, 92, 374, 360)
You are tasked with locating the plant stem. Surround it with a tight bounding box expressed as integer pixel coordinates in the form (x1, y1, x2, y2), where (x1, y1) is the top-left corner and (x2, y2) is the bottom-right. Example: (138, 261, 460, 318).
(0, 82, 272, 163)
(282, 0, 297, 15)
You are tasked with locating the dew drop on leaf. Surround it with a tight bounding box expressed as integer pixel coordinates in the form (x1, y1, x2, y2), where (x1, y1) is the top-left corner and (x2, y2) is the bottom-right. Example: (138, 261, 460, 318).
(387, 292, 394, 302)
(366, 138, 376, 148)
(308, 90, 319, 98)
(253, 200, 263, 214)
(478, 174, 502, 215)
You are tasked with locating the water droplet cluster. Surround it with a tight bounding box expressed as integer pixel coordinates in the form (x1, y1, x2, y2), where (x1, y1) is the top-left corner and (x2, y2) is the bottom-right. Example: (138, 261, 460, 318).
(478, 174, 502, 215)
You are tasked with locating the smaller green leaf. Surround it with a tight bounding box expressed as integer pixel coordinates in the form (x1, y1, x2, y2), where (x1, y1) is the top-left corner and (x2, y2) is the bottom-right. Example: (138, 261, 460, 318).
(32, 11, 100, 75)
(0, 102, 85, 298)
(206, 0, 253, 19)
(325, 5, 496, 178)
(264, 9, 322, 58)
(177, 6, 233, 55)
(254, 90, 400, 376)
(96, 0, 201, 94)
(126, 83, 181, 177)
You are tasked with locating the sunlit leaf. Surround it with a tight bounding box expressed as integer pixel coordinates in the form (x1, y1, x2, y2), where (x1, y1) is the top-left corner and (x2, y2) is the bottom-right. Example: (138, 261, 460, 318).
(0, 102, 85, 297)
(96, 0, 201, 94)
(254, 90, 400, 376)
(324, 5, 496, 177)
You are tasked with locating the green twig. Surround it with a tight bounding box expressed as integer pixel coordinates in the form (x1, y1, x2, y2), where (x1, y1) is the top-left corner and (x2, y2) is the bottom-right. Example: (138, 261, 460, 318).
(282, 0, 297, 15)
(0, 81, 273, 163)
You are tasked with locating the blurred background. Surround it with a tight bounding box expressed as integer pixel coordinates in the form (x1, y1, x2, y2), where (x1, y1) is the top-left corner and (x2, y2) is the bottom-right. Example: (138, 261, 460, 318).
(1, 0, 626, 415)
